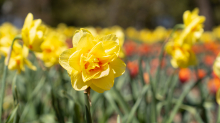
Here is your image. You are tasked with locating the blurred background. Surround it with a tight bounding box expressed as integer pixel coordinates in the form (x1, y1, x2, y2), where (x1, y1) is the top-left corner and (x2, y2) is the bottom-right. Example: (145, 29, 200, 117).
(0, 0, 220, 30)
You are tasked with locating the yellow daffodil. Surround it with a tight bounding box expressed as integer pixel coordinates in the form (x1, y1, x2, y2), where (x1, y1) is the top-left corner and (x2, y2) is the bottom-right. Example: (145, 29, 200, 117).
(153, 26, 168, 42)
(59, 28, 126, 93)
(7, 42, 36, 73)
(0, 22, 19, 57)
(126, 27, 139, 40)
(56, 23, 76, 38)
(165, 41, 197, 68)
(21, 13, 46, 52)
(37, 30, 67, 67)
(213, 54, 220, 78)
(179, 8, 205, 45)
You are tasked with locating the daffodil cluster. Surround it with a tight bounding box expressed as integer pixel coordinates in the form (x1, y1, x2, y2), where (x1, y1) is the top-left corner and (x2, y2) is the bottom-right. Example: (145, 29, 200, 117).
(59, 29, 126, 93)
(36, 29, 67, 67)
(126, 26, 169, 43)
(165, 8, 205, 68)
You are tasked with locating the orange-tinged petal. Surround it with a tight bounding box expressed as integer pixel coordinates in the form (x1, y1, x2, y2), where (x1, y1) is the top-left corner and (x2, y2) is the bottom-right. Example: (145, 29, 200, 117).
(90, 84, 105, 93)
(109, 57, 126, 78)
(71, 71, 92, 91)
(92, 69, 114, 90)
(93, 64, 110, 79)
(59, 48, 76, 74)
(82, 68, 101, 82)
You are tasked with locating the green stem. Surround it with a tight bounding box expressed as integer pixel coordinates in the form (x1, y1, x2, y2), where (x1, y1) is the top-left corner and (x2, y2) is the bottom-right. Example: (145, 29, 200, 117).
(126, 85, 149, 123)
(84, 87, 92, 123)
(166, 80, 200, 123)
(194, 66, 209, 123)
(0, 37, 21, 123)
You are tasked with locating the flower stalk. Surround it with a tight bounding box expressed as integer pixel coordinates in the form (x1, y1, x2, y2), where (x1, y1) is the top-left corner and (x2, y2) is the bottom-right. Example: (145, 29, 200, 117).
(0, 37, 21, 123)
(84, 87, 92, 123)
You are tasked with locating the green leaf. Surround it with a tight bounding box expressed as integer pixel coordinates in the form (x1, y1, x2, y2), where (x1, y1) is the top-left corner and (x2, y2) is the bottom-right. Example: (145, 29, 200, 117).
(6, 105, 19, 123)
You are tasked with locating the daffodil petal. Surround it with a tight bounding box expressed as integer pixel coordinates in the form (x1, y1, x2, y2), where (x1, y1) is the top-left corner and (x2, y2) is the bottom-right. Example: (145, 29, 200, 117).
(99, 34, 119, 44)
(71, 71, 92, 91)
(92, 69, 114, 90)
(24, 59, 37, 71)
(93, 65, 110, 79)
(76, 33, 95, 52)
(59, 48, 76, 74)
(109, 57, 126, 78)
(22, 45, 29, 58)
(23, 13, 33, 29)
(89, 42, 106, 57)
(90, 84, 105, 93)
(102, 41, 120, 56)
(72, 28, 92, 47)
(69, 50, 82, 71)
(82, 68, 100, 82)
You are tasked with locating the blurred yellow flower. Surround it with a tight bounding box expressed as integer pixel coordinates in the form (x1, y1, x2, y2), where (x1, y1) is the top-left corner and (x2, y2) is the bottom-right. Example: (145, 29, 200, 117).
(165, 41, 197, 68)
(36, 30, 67, 67)
(59, 29, 126, 93)
(0, 22, 19, 57)
(213, 54, 220, 78)
(56, 23, 76, 38)
(126, 27, 139, 40)
(7, 42, 36, 73)
(179, 8, 205, 45)
(21, 13, 46, 52)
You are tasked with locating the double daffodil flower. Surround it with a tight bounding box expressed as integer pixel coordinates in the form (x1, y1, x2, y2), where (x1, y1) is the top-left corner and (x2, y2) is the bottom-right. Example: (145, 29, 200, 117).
(179, 8, 206, 45)
(165, 8, 205, 68)
(59, 29, 126, 93)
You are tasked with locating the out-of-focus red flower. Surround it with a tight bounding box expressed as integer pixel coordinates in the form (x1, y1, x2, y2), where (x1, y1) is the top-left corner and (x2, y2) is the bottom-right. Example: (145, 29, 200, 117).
(124, 41, 137, 56)
(207, 78, 220, 94)
(150, 58, 166, 75)
(143, 72, 149, 84)
(138, 44, 150, 56)
(192, 45, 203, 54)
(204, 42, 220, 55)
(198, 69, 206, 79)
(179, 68, 191, 83)
(203, 55, 215, 66)
(127, 61, 139, 78)
(150, 44, 162, 56)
